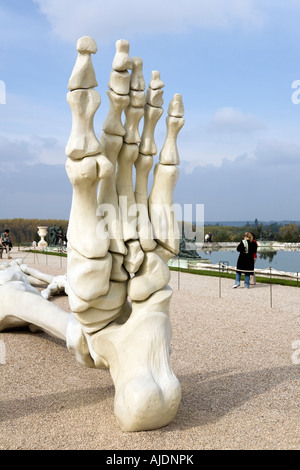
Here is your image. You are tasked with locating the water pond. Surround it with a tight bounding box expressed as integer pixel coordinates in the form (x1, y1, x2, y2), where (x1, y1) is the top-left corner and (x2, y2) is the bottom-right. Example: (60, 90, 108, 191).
(196, 249, 300, 273)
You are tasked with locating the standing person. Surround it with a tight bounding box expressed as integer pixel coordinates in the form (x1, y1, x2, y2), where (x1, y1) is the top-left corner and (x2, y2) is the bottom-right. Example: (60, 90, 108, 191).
(233, 232, 256, 289)
(58, 230, 63, 250)
(0, 229, 12, 259)
(250, 232, 258, 285)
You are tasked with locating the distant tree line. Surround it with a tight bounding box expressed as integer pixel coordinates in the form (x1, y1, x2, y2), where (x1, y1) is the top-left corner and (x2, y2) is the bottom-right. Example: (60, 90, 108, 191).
(203, 220, 300, 243)
(0, 219, 69, 246)
(1, 218, 300, 247)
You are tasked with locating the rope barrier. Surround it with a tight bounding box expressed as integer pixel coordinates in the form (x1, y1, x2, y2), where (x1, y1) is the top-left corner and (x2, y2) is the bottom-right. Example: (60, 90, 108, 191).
(217, 263, 299, 280)
(173, 259, 299, 309)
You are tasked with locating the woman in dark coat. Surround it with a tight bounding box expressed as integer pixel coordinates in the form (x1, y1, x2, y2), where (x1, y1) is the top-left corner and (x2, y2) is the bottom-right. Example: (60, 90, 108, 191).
(233, 232, 257, 289)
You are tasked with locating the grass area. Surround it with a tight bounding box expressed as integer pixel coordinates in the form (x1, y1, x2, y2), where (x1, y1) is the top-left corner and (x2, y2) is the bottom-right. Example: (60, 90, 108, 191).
(25, 249, 67, 258)
(169, 266, 300, 288)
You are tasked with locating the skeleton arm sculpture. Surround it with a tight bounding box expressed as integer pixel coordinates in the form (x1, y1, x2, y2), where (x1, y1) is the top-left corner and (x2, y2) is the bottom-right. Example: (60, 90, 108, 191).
(0, 37, 184, 432)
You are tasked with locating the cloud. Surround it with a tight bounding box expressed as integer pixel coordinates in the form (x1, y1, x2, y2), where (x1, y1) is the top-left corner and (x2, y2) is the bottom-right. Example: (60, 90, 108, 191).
(0, 161, 71, 219)
(208, 107, 265, 135)
(0, 136, 36, 172)
(176, 107, 265, 171)
(27, 136, 66, 166)
(255, 139, 300, 166)
(174, 139, 300, 220)
(33, 0, 264, 44)
(0, 135, 70, 218)
(0, 135, 66, 172)
(2, 134, 299, 220)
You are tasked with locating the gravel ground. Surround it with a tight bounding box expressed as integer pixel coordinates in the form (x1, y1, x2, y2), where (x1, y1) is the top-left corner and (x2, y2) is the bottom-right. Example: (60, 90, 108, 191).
(1, 248, 300, 450)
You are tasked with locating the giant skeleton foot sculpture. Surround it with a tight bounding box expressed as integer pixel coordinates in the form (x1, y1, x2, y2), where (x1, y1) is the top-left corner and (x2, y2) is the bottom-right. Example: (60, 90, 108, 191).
(0, 37, 184, 432)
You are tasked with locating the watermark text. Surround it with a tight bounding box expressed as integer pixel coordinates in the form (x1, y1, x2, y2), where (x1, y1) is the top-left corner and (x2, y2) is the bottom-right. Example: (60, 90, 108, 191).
(291, 80, 300, 104)
(95, 199, 204, 244)
(0, 80, 6, 104)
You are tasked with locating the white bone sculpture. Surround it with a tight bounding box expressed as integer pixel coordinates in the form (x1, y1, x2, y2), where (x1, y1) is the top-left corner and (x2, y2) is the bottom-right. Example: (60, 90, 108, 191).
(0, 37, 184, 432)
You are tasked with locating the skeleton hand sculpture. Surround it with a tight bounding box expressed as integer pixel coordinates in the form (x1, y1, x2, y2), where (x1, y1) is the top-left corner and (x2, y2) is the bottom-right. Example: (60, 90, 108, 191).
(0, 37, 184, 432)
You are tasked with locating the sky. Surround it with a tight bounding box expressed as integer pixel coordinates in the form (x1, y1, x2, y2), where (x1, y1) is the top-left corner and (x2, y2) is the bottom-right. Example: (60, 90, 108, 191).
(0, 0, 300, 223)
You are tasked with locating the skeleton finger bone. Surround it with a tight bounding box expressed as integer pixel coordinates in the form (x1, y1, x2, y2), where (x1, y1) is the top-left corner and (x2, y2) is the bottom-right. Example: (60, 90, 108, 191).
(68, 36, 98, 91)
(0, 282, 68, 340)
(139, 70, 164, 156)
(123, 106, 144, 144)
(139, 104, 163, 156)
(130, 57, 145, 91)
(112, 39, 132, 71)
(102, 90, 129, 137)
(159, 94, 184, 165)
(149, 93, 184, 254)
(66, 89, 103, 160)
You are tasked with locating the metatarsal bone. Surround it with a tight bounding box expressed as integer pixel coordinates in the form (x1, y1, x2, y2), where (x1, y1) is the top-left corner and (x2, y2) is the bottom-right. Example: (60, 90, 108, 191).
(116, 143, 139, 241)
(149, 163, 180, 254)
(134, 153, 157, 251)
(97, 132, 127, 255)
(98, 132, 122, 203)
(66, 89, 103, 159)
(66, 155, 112, 259)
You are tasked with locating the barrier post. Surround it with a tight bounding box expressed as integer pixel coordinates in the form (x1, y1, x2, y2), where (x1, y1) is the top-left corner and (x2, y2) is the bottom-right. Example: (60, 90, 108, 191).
(269, 267, 273, 308)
